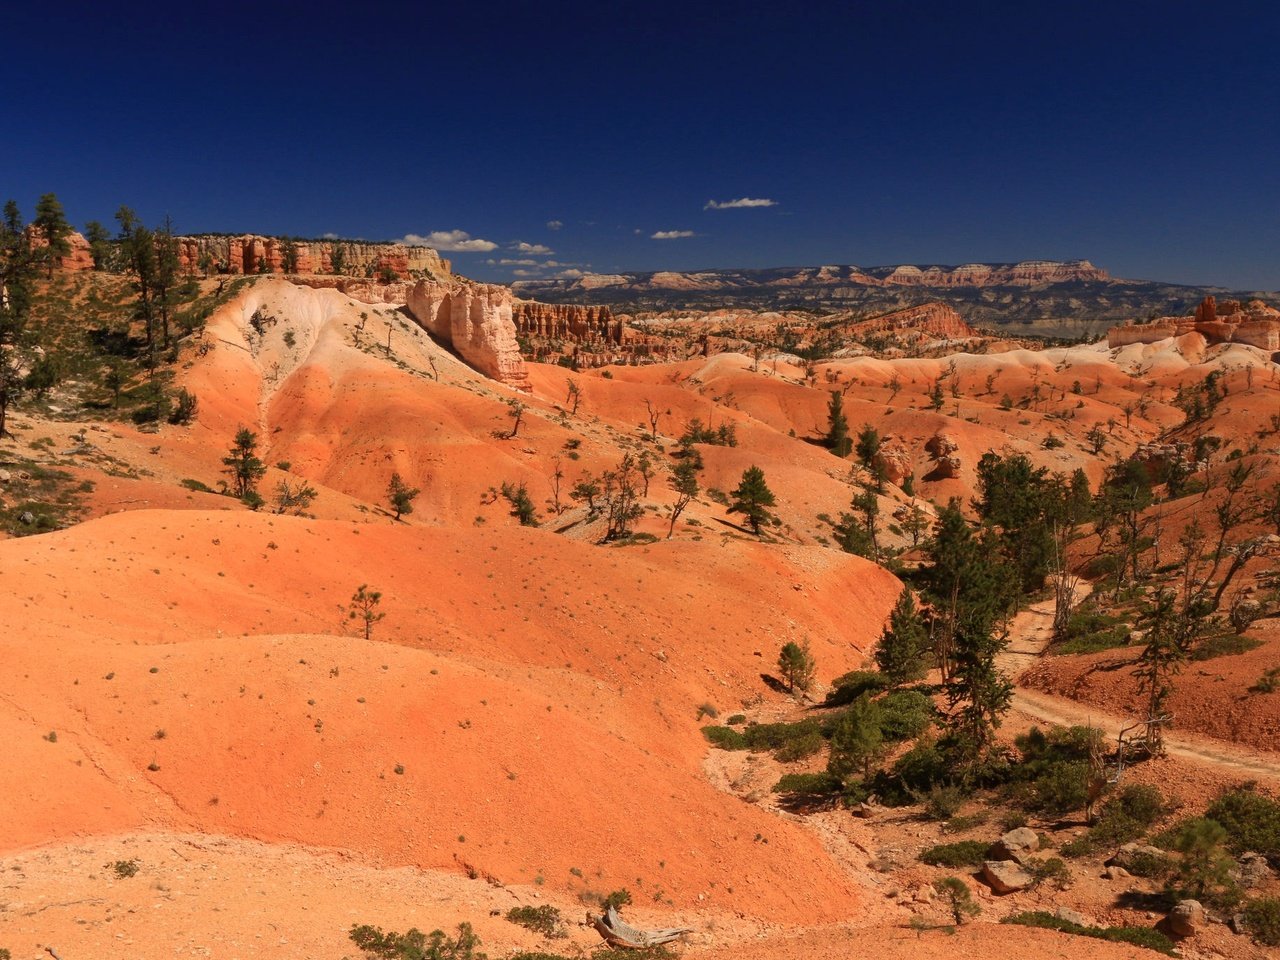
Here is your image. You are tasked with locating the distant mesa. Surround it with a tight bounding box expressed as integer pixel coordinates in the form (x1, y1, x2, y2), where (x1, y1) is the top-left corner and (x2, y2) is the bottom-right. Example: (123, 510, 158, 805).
(514, 259, 1110, 296)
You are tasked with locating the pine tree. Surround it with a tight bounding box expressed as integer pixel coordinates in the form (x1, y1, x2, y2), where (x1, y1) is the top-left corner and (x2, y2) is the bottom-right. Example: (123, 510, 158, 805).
(348, 584, 385, 640)
(876, 589, 930, 686)
(387, 471, 421, 520)
(825, 389, 851, 457)
(777, 640, 816, 695)
(222, 426, 267, 499)
(0, 200, 35, 437)
(153, 215, 180, 346)
(667, 458, 699, 538)
(728, 465, 777, 535)
(827, 695, 884, 783)
(855, 424, 880, 467)
(115, 206, 157, 346)
(34, 193, 71, 278)
(83, 220, 113, 270)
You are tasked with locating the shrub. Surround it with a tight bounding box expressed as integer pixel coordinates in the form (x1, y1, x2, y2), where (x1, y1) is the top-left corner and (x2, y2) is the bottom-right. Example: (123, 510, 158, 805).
(1252, 667, 1280, 693)
(505, 905, 564, 938)
(603, 889, 631, 910)
(1166, 817, 1241, 908)
(774, 727, 825, 762)
(111, 859, 140, 879)
(1243, 897, 1280, 947)
(1189, 634, 1264, 661)
(168, 387, 198, 425)
(824, 669, 889, 706)
(1085, 784, 1170, 850)
(876, 689, 933, 741)
(921, 784, 968, 822)
(349, 922, 485, 960)
(725, 714, 746, 725)
(933, 876, 980, 924)
(1205, 786, 1280, 857)
(875, 736, 949, 805)
(1027, 857, 1071, 890)
(700, 726, 746, 750)
(919, 840, 988, 868)
(1002, 913, 1175, 955)
(943, 812, 989, 834)
(1009, 725, 1101, 817)
(1054, 606, 1130, 655)
(772, 772, 842, 798)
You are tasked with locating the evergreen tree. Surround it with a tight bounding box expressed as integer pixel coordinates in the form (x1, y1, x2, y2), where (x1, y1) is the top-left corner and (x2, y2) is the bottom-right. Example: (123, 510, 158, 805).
(876, 589, 930, 686)
(855, 424, 880, 468)
(115, 206, 157, 345)
(825, 389, 851, 457)
(827, 695, 884, 783)
(222, 426, 267, 499)
(153, 215, 180, 346)
(387, 471, 421, 520)
(280, 236, 299, 273)
(33, 192, 71, 278)
(835, 480, 880, 560)
(728, 465, 777, 535)
(83, 220, 113, 270)
(667, 458, 699, 538)
(0, 200, 35, 437)
(777, 640, 816, 695)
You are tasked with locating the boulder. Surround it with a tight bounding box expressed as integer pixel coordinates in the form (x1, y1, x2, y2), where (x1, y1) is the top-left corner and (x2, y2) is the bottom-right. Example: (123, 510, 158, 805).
(1167, 899, 1205, 938)
(1106, 842, 1169, 873)
(981, 860, 1033, 894)
(1103, 865, 1130, 881)
(1053, 906, 1089, 927)
(1237, 851, 1274, 888)
(989, 827, 1040, 864)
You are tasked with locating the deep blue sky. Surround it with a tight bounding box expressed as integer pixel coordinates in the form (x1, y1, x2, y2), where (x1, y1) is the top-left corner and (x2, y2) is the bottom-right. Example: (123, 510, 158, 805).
(4, 1, 1278, 288)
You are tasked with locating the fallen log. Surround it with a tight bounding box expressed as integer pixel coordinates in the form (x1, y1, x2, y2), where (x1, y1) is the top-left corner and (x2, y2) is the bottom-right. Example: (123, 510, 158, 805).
(590, 904, 692, 949)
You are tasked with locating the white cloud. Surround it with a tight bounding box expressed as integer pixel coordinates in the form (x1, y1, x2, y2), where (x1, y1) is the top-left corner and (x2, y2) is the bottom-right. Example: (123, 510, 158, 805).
(512, 241, 553, 255)
(546, 220, 563, 231)
(704, 197, 778, 210)
(500, 258, 539, 266)
(651, 230, 696, 240)
(402, 230, 498, 252)
(556, 268, 585, 279)
(322, 231, 339, 240)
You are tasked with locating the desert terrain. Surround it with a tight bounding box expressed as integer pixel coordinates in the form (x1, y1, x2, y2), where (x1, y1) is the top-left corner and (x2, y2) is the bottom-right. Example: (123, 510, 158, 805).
(2, 243, 1279, 960)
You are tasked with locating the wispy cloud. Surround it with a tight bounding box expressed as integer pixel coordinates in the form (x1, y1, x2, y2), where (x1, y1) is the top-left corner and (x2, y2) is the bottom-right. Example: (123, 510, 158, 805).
(322, 231, 339, 240)
(704, 197, 777, 210)
(651, 230, 696, 240)
(546, 219, 563, 231)
(556, 268, 585, 278)
(402, 230, 497, 252)
(512, 241, 553, 255)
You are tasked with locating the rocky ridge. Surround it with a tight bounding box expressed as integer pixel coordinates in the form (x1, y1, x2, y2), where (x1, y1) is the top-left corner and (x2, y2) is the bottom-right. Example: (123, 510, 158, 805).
(1107, 296, 1280, 353)
(174, 234, 452, 280)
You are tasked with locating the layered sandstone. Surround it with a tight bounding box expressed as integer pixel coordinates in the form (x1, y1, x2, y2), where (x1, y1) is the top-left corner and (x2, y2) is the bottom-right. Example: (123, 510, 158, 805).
(405, 279, 531, 390)
(175, 235, 451, 280)
(25, 228, 94, 271)
(514, 302, 622, 345)
(1107, 296, 1280, 352)
(848, 302, 979, 340)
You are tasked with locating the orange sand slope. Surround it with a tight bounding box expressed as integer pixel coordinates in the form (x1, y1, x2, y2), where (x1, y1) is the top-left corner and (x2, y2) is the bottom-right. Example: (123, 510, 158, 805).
(0, 510, 899, 924)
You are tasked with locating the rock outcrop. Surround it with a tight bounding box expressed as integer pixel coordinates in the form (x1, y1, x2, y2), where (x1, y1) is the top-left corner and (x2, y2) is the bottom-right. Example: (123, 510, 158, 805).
(924, 433, 962, 481)
(988, 827, 1040, 865)
(1108, 296, 1280, 353)
(847, 302, 979, 341)
(514, 302, 623, 345)
(175, 235, 452, 281)
(406, 279, 531, 390)
(25, 228, 94, 271)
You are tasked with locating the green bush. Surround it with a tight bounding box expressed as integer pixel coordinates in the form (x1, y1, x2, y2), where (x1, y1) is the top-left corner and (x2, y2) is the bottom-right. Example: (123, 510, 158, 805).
(505, 906, 564, 938)
(1009, 725, 1101, 817)
(919, 840, 989, 868)
(824, 669, 888, 706)
(1027, 857, 1071, 890)
(701, 725, 747, 750)
(772, 772, 842, 797)
(350, 922, 485, 960)
(1205, 786, 1280, 856)
(1054, 606, 1130, 655)
(1189, 634, 1264, 661)
(876, 689, 934, 741)
(943, 813, 989, 834)
(1002, 912, 1175, 955)
(1243, 897, 1280, 947)
(111, 859, 139, 879)
(874, 736, 950, 805)
(725, 714, 746, 725)
(921, 783, 968, 821)
(774, 727, 825, 762)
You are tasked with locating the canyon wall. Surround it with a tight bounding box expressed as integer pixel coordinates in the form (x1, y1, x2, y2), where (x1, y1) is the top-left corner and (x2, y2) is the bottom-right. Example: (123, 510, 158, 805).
(175, 235, 451, 280)
(405, 280, 531, 390)
(24, 228, 94, 271)
(513, 302, 622, 345)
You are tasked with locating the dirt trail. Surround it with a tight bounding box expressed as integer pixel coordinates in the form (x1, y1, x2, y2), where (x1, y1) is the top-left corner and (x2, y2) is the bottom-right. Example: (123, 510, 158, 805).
(1000, 593, 1280, 782)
